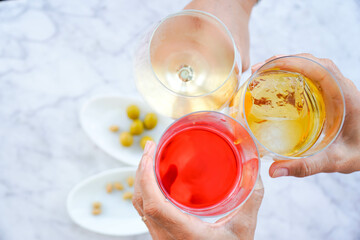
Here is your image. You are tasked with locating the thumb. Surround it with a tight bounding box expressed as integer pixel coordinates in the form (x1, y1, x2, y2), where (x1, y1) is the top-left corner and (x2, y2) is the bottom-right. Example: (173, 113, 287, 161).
(269, 151, 332, 178)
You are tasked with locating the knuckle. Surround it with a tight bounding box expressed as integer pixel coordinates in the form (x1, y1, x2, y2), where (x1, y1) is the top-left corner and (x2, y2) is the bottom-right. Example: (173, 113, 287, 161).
(300, 53, 315, 58)
(243, 217, 256, 229)
(320, 58, 335, 69)
(132, 195, 142, 208)
(140, 154, 151, 164)
(294, 160, 312, 177)
(230, 216, 256, 238)
(143, 202, 160, 217)
(139, 174, 149, 186)
(331, 148, 353, 173)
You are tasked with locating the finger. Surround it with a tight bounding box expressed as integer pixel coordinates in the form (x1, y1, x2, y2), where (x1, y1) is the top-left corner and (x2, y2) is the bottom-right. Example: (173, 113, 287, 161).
(218, 176, 264, 224)
(269, 151, 335, 178)
(138, 208, 173, 240)
(287, 53, 348, 90)
(264, 54, 288, 63)
(251, 53, 328, 82)
(293, 53, 341, 77)
(132, 182, 160, 240)
(241, 51, 250, 73)
(216, 176, 263, 225)
(142, 213, 177, 240)
(133, 141, 154, 215)
(251, 61, 265, 74)
(292, 53, 339, 82)
(133, 199, 175, 240)
(217, 177, 264, 238)
(132, 142, 156, 234)
(251, 54, 292, 74)
(239, 38, 250, 72)
(250, 54, 287, 73)
(251, 53, 346, 109)
(242, 177, 264, 216)
(138, 142, 201, 237)
(254, 175, 264, 190)
(133, 142, 177, 240)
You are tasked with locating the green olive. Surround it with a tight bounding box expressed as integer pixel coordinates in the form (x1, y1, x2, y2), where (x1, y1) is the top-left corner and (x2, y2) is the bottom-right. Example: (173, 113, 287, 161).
(130, 119, 144, 135)
(127, 105, 140, 120)
(140, 136, 154, 149)
(143, 113, 158, 130)
(120, 132, 133, 147)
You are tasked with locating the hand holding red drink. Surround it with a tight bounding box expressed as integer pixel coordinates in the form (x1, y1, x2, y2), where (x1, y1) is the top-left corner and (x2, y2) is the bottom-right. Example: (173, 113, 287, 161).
(133, 141, 264, 240)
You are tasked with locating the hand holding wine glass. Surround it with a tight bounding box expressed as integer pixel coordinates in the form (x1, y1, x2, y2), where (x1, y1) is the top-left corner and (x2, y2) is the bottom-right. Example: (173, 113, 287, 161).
(251, 54, 360, 178)
(134, 8, 244, 118)
(132, 141, 264, 240)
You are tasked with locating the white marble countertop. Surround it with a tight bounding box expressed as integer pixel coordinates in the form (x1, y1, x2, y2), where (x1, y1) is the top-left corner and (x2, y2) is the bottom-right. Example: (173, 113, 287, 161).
(1, 0, 360, 239)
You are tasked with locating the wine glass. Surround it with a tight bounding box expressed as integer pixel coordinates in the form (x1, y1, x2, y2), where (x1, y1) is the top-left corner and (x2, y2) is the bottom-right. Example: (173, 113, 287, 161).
(134, 10, 241, 119)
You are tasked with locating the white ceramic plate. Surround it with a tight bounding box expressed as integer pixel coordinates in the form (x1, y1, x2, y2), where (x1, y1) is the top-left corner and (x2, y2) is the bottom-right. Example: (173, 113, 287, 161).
(67, 167, 147, 236)
(80, 95, 173, 166)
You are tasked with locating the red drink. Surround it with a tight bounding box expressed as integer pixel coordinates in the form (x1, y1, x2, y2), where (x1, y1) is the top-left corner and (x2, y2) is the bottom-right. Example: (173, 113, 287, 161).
(154, 112, 259, 217)
(156, 126, 241, 209)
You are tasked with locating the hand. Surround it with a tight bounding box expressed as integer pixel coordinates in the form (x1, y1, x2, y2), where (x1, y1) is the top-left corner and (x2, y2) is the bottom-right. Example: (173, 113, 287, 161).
(133, 141, 264, 240)
(184, 0, 258, 72)
(252, 53, 360, 178)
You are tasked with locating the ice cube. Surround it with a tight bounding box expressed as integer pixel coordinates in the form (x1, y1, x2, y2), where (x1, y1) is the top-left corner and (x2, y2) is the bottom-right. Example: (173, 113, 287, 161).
(248, 71, 306, 120)
(255, 120, 303, 155)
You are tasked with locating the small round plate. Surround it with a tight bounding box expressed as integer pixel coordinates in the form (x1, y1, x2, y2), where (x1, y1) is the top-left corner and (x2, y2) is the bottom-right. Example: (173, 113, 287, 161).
(67, 167, 147, 236)
(80, 95, 173, 166)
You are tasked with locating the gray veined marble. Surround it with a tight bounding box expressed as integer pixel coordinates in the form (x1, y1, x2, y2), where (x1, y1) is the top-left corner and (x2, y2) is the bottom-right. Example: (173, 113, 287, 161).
(0, 0, 360, 239)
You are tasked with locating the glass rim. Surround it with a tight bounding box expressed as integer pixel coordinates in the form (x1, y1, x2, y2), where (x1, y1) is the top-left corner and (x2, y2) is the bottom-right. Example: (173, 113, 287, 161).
(148, 9, 241, 98)
(242, 55, 346, 160)
(153, 110, 260, 218)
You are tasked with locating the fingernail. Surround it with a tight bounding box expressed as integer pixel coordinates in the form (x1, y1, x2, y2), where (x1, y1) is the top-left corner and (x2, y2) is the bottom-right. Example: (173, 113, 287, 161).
(272, 168, 289, 178)
(144, 141, 152, 153)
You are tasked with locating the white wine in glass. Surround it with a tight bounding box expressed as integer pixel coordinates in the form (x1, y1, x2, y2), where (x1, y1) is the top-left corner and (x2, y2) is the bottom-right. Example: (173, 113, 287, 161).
(134, 10, 241, 119)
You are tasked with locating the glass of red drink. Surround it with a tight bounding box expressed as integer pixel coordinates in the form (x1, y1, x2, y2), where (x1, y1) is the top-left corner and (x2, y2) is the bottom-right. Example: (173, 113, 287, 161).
(154, 111, 259, 217)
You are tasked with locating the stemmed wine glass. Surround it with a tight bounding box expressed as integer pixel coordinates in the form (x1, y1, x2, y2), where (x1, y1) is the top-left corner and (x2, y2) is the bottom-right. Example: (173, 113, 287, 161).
(134, 10, 241, 119)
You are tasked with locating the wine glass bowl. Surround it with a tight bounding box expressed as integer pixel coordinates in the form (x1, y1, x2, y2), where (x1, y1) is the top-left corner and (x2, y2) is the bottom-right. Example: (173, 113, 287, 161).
(134, 10, 241, 119)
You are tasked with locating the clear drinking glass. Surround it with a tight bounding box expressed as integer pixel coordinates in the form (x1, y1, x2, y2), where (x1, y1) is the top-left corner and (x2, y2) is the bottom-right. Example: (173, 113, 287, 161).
(134, 10, 241, 119)
(154, 111, 259, 217)
(230, 56, 345, 159)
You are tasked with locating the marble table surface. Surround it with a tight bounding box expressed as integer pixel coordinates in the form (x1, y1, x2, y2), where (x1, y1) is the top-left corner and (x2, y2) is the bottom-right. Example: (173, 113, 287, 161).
(1, 0, 360, 239)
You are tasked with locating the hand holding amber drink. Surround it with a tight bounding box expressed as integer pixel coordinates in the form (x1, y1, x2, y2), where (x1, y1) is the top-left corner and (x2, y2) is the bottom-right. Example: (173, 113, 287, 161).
(257, 54, 360, 178)
(230, 55, 346, 160)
